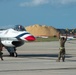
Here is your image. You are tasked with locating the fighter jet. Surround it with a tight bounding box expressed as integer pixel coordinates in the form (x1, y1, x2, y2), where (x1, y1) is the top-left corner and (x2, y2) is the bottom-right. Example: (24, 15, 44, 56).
(0, 25, 35, 57)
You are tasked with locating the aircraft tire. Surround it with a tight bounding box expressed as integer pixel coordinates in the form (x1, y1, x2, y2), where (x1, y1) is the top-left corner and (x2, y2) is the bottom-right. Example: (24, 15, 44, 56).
(10, 53, 14, 57)
(14, 52, 17, 57)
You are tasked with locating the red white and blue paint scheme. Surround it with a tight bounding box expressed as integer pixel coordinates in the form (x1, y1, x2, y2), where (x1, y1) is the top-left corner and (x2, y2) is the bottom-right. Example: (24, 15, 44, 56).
(0, 25, 35, 57)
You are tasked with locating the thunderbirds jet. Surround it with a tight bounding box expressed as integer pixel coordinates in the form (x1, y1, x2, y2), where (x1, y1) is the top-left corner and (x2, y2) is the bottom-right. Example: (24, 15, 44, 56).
(0, 25, 35, 57)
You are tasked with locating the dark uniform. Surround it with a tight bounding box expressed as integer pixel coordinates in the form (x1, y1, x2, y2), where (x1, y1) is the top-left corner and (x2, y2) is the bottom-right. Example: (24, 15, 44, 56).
(0, 38, 3, 61)
(57, 33, 67, 62)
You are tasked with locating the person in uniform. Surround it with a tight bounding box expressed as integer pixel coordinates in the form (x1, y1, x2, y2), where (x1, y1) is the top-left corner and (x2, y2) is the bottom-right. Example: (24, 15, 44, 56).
(56, 32, 67, 62)
(0, 38, 3, 61)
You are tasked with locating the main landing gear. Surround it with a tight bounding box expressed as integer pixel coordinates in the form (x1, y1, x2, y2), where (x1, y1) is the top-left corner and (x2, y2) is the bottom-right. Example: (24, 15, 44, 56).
(10, 48, 18, 57)
(10, 52, 17, 57)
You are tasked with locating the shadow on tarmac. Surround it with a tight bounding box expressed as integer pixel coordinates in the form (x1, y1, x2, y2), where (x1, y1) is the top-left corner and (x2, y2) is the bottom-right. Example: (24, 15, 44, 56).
(3, 54, 72, 58)
(17, 54, 72, 58)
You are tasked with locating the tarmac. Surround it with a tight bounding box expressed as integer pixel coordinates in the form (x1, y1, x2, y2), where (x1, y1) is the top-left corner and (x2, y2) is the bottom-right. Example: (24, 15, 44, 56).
(0, 40, 76, 75)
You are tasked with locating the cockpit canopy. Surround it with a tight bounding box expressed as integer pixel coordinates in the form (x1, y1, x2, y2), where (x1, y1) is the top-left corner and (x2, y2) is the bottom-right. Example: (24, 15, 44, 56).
(14, 25, 26, 31)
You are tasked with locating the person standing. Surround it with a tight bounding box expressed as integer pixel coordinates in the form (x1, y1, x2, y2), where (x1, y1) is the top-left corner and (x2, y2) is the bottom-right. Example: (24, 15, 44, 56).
(56, 32, 67, 62)
(0, 38, 3, 61)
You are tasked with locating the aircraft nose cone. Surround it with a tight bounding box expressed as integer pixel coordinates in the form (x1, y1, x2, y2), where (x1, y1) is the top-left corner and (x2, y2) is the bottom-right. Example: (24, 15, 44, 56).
(25, 36, 36, 41)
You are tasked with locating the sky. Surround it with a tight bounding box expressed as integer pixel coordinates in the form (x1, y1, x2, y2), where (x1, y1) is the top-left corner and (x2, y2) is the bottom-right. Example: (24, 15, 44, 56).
(0, 0, 76, 29)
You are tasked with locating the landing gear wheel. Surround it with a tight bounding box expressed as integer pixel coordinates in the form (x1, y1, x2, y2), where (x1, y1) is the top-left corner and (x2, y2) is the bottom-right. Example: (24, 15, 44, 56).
(14, 52, 17, 57)
(10, 52, 17, 57)
(10, 53, 14, 57)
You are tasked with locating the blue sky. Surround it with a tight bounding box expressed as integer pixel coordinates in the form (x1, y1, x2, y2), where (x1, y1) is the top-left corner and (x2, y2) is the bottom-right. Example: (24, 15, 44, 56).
(0, 0, 76, 29)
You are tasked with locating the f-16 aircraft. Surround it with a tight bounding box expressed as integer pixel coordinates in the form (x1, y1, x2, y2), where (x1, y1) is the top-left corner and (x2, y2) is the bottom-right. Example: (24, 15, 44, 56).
(0, 25, 35, 57)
